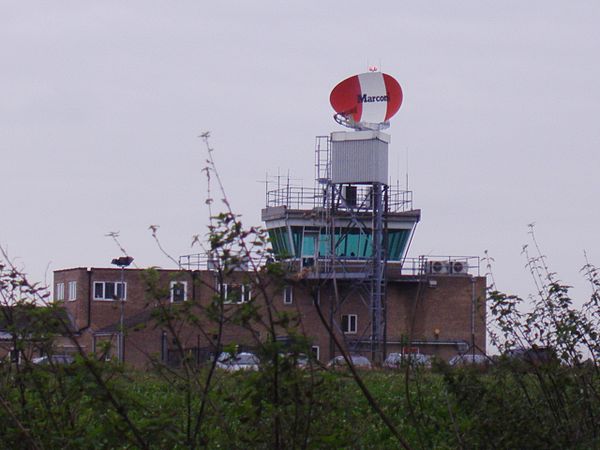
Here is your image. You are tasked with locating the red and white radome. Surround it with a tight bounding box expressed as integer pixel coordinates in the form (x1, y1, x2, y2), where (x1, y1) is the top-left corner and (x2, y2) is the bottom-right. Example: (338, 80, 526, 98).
(330, 72, 403, 126)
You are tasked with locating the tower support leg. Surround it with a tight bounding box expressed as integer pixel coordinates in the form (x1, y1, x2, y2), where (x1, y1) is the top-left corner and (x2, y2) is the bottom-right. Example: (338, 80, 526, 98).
(371, 182, 386, 364)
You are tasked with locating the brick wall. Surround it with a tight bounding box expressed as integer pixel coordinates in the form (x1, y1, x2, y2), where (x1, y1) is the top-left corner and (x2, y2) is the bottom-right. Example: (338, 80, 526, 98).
(53, 267, 486, 368)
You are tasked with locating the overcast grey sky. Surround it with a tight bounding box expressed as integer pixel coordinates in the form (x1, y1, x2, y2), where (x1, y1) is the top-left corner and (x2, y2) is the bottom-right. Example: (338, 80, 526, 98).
(2, 2, 599, 302)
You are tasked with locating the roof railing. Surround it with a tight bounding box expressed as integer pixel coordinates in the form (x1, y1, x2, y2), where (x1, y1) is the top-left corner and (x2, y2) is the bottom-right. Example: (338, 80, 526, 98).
(265, 185, 413, 213)
(178, 253, 480, 277)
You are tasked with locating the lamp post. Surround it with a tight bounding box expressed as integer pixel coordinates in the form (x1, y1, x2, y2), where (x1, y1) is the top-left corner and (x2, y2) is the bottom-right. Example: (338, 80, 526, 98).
(111, 256, 134, 363)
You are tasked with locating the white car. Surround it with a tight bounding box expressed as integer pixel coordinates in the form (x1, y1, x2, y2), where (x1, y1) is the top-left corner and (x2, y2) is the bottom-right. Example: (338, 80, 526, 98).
(327, 355, 372, 369)
(383, 352, 431, 369)
(215, 352, 260, 372)
(449, 354, 489, 366)
(32, 354, 75, 365)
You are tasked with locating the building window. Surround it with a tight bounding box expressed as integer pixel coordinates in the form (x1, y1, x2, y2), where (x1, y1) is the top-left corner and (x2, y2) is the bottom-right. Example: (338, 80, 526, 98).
(283, 285, 293, 305)
(170, 281, 187, 303)
(56, 283, 64, 301)
(218, 282, 251, 304)
(311, 345, 320, 361)
(93, 281, 127, 301)
(68, 281, 77, 301)
(342, 314, 357, 334)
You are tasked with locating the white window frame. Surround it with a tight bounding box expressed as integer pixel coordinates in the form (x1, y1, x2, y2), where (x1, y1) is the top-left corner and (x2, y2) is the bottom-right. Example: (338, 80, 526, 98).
(93, 281, 127, 301)
(68, 281, 77, 301)
(311, 345, 320, 361)
(283, 285, 293, 305)
(170, 281, 188, 303)
(218, 282, 251, 304)
(56, 282, 65, 301)
(342, 314, 357, 334)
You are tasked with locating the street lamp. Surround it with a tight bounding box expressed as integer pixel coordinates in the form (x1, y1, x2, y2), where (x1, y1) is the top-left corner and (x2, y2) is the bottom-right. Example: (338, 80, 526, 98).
(111, 256, 134, 363)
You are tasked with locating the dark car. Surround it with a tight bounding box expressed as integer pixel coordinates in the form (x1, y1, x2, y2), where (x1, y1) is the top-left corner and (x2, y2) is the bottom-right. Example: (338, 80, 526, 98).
(505, 346, 556, 366)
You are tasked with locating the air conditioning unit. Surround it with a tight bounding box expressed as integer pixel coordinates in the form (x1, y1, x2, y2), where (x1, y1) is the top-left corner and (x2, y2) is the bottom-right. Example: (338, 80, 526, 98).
(450, 260, 468, 275)
(427, 260, 449, 274)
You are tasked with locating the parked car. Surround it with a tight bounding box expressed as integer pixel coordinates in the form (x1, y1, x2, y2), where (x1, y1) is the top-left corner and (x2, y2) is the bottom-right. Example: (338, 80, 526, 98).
(383, 352, 432, 369)
(449, 354, 489, 366)
(284, 353, 314, 369)
(215, 352, 260, 372)
(327, 355, 372, 369)
(295, 354, 310, 368)
(505, 346, 557, 366)
(32, 354, 75, 365)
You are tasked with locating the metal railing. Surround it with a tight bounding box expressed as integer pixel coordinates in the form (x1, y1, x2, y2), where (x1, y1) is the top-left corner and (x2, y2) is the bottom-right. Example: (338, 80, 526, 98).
(178, 253, 255, 272)
(265, 185, 414, 213)
(263, 255, 480, 278)
(178, 253, 480, 277)
(265, 186, 324, 210)
(402, 256, 481, 277)
(178, 253, 215, 271)
(388, 189, 413, 212)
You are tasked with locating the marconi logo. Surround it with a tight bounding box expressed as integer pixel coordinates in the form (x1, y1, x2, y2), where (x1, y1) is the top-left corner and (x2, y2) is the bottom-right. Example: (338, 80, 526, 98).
(357, 94, 389, 103)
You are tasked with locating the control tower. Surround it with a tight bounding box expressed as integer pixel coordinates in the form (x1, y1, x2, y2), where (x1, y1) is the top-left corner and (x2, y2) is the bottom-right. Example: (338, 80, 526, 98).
(262, 70, 420, 363)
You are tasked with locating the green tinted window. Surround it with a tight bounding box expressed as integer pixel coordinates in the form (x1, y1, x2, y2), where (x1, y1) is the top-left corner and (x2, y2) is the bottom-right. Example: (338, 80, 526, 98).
(319, 233, 331, 258)
(302, 232, 317, 257)
(268, 227, 292, 258)
(332, 229, 372, 258)
(387, 230, 409, 260)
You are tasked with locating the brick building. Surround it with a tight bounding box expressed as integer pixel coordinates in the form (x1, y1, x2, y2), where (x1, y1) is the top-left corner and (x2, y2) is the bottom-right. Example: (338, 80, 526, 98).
(52, 261, 485, 368)
(51, 128, 487, 368)
(42, 73, 490, 368)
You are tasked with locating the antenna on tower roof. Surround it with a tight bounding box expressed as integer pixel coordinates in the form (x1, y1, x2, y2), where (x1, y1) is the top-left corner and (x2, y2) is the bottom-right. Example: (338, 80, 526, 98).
(405, 146, 410, 191)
